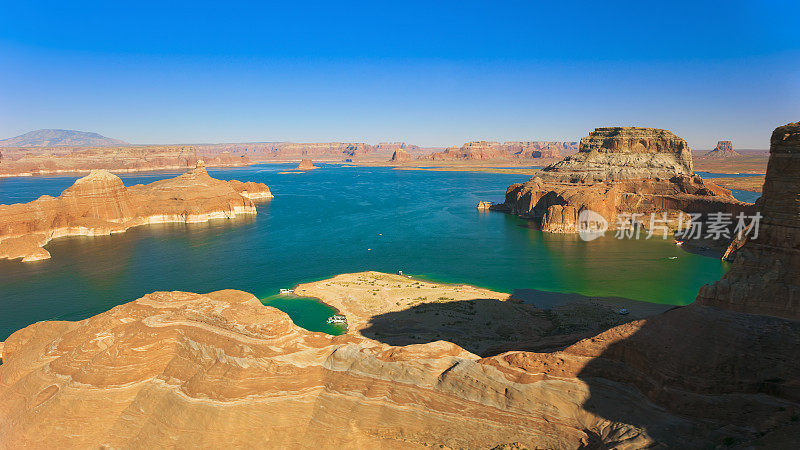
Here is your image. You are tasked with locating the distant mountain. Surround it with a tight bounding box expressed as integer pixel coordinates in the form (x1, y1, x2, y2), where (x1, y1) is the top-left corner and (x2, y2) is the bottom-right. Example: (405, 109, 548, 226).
(0, 129, 129, 147)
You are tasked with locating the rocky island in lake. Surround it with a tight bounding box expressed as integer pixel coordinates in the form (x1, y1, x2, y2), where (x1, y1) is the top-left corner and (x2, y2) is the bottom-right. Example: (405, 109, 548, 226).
(499, 127, 754, 238)
(0, 161, 272, 262)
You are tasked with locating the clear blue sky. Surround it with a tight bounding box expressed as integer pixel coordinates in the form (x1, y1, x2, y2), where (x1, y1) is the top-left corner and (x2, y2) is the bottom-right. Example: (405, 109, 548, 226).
(1, 1, 798, 148)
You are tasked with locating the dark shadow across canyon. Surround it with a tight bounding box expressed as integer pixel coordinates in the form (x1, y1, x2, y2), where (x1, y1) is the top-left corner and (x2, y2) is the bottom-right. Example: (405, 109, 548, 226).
(359, 290, 667, 357)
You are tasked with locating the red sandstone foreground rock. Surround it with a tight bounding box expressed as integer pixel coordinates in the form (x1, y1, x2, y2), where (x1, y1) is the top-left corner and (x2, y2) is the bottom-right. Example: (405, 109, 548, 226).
(501, 127, 753, 234)
(0, 162, 272, 262)
(1, 277, 798, 448)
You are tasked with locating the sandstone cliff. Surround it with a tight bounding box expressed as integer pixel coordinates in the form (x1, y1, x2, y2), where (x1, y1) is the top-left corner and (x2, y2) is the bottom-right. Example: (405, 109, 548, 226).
(422, 141, 578, 161)
(376, 142, 421, 154)
(1, 275, 798, 448)
(501, 127, 753, 235)
(0, 164, 272, 262)
(0, 145, 252, 178)
(195, 142, 378, 160)
(0, 288, 618, 448)
(702, 140, 742, 158)
(389, 149, 412, 162)
(697, 122, 800, 320)
(539, 127, 693, 183)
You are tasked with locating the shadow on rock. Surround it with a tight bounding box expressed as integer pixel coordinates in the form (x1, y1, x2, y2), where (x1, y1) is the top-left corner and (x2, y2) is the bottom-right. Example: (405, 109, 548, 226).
(572, 304, 800, 448)
(360, 290, 663, 357)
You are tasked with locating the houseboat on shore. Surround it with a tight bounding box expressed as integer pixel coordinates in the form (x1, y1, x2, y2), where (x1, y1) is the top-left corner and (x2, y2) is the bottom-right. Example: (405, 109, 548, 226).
(326, 314, 348, 325)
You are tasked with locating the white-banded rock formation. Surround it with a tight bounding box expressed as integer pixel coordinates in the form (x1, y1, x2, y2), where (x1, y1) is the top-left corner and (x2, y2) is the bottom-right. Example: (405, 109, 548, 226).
(0, 164, 272, 262)
(539, 127, 693, 183)
(501, 127, 753, 235)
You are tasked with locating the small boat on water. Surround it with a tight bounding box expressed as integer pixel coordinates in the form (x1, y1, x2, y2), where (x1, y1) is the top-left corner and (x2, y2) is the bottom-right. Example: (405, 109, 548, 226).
(618, 308, 629, 315)
(326, 314, 348, 325)
(279, 288, 293, 294)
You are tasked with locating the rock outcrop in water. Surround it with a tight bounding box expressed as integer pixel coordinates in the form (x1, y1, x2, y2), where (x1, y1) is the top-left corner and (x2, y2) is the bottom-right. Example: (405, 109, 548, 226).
(539, 127, 693, 182)
(703, 140, 742, 158)
(295, 159, 317, 170)
(0, 163, 272, 262)
(501, 127, 753, 235)
(697, 122, 800, 320)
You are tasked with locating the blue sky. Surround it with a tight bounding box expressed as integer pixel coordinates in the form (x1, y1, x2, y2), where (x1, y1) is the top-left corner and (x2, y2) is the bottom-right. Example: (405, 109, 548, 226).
(1, 1, 798, 148)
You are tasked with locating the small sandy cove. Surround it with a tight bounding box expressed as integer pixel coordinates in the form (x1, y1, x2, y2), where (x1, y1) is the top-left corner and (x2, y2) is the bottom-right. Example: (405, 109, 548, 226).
(293, 271, 663, 356)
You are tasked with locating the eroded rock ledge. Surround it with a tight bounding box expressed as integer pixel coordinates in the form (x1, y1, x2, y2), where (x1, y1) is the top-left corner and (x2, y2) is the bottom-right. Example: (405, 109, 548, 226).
(1, 274, 798, 448)
(0, 163, 272, 262)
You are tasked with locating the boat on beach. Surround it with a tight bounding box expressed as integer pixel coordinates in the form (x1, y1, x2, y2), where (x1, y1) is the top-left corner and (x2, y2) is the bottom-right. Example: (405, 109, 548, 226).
(326, 314, 348, 325)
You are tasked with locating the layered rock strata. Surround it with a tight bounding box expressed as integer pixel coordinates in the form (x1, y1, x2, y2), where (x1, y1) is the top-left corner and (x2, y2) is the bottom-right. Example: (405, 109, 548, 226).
(501, 127, 753, 234)
(389, 149, 412, 162)
(2, 126, 800, 448)
(1, 279, 798, 447)
(703, 140, 742, 158)
(295, 159, 317, 170)
(422, 141, 578, 160)
(539, 127, 693, 183)
(0, 145, 252, 178)
(698, 122, 800, 320)
(0, 164, 272, 262)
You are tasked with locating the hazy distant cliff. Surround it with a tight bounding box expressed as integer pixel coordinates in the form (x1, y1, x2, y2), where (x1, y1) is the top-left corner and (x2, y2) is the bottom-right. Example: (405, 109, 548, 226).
(0, 129, 129, 147)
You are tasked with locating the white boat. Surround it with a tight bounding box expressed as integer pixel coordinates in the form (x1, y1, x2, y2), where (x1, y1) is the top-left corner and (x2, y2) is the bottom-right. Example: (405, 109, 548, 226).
(279, 288, 293, 294)
(326, 314, 347, 325)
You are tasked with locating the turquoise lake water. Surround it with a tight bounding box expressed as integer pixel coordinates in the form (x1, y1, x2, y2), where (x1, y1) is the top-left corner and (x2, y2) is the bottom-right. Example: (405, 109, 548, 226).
(0, 164, 739, 339)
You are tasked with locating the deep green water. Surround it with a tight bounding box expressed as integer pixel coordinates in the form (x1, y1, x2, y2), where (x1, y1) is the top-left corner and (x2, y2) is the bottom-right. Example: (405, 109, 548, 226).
(0, 164, 732, 339)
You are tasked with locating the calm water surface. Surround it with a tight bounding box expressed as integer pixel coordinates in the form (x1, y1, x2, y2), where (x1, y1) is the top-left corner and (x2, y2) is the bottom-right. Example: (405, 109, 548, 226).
(0, 164, 731, 339)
